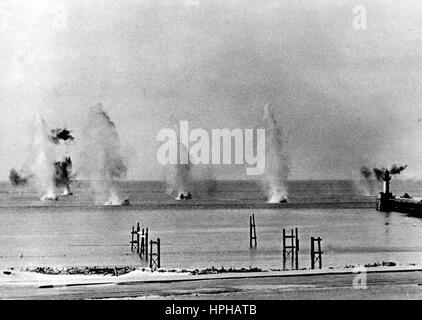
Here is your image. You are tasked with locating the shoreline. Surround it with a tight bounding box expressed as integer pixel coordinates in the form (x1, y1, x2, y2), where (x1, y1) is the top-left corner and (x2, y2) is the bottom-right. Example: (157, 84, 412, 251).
(2, 262, 420, 283)
(1, 264, 421, 300)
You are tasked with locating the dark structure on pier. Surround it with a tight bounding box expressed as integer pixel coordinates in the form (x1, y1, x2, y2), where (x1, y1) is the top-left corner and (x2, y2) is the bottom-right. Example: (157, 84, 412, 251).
(376, 169, 422, 215)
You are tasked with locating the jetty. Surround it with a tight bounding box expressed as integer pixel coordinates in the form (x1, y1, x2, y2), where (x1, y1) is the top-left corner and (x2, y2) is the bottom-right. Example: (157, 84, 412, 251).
(376, 170, 422, 215)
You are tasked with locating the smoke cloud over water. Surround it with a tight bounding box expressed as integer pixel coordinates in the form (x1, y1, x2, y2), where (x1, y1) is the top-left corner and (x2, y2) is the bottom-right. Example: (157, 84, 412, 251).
(79, 103, 129, 205)
(9, 168, 29, 187)
(261, 105, 289, 203)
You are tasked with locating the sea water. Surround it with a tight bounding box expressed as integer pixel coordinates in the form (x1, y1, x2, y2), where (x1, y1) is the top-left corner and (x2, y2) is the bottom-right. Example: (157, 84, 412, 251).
(0, 180, 421, 270)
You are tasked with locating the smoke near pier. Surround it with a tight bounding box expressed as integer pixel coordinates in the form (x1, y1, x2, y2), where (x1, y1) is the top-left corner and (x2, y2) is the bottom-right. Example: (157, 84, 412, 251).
(359, 164, 408, 195)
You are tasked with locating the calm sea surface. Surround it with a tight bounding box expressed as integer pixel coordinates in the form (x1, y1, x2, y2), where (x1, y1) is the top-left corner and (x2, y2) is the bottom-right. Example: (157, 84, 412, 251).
(0, 180, 421, 270)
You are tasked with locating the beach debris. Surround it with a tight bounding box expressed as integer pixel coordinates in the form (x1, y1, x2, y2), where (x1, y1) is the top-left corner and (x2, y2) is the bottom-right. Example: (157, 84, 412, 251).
(190, 266, 263, 275)
(24, 266, 137, 276)
(364, 261, 396, 268)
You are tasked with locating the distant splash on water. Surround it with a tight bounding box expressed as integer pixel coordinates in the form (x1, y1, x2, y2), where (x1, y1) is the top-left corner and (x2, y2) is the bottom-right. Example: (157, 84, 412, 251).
(261, 105, 290, 203)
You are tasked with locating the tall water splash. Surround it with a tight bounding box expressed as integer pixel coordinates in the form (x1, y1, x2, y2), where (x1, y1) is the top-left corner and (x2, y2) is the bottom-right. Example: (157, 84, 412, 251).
(166, 142, 192, 200)
(261, 105, 289, 203)
(80, 103, 129, 205)
(54, 156, 73, 196)
(32, 116, 58, 201)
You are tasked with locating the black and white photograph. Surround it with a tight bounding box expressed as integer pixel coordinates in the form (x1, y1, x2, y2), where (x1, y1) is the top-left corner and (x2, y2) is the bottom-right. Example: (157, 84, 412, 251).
(0, 0, 421, 305)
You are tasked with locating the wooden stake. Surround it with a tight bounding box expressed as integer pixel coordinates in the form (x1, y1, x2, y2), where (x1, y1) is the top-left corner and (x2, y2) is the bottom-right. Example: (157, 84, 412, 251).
(131, 226, 134, 250)
(145, 228, 149, 260)
(318, 237, 322, 269)
(311, 236, 315, 269)
(249, 215, 252, 247)
(282, 228, 286, 270)
(149, 240, 153, 268)
(136, 222, 140, 253)
(157, 238, 161, 268)
(295, 228, 299, 270)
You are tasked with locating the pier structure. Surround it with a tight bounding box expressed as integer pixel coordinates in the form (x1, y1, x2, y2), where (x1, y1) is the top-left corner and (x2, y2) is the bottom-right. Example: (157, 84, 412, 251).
(376, 169, 394, 212)
(376, 169, 422, 215)
(130, 223, 149, 260)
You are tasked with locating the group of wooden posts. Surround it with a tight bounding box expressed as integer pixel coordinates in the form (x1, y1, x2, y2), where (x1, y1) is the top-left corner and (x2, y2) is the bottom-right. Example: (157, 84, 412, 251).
(129, 214, 322, 272)
(249, 214, 323, 270)
(130, 222, 160, 271)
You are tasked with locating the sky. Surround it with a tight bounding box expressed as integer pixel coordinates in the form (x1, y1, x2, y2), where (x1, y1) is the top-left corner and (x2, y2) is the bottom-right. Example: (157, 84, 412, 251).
(1, 0, 422, 181)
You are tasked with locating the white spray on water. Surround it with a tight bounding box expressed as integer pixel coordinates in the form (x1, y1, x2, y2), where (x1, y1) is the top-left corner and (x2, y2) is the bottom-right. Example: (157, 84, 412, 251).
(79, 103, 128, 205)
(165, 142, 192, 200)
(162, 117, 192, 200)
(261, 104, 289, 203)
(32, 116, 58, 201)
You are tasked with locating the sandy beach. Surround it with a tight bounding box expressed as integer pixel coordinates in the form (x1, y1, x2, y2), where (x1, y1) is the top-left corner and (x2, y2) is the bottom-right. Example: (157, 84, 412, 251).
(1, 265, 421, 300)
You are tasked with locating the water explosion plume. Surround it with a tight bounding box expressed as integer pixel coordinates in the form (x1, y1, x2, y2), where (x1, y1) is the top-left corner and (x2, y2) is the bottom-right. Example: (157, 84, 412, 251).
(79, 103, 128, 205)
(54, 156, 74, 196)
(165, 141, 192, 200)
(359, 166, 377, 195)
(32, 116, 58, 201)
(261, 105, 289, 203)
(8, 120, 75, 199)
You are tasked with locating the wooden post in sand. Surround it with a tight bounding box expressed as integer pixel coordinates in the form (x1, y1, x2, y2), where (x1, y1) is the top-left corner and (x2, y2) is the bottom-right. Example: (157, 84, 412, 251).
(136, 222, 140, 254)
(295, 228, 299, 270)
(282, 229, 286, 270)
(130, 225, 135, 250)
(140, 227, 149, 259)
(249, 214, 257, 247)
(282, 228, 299, 270)
(145, 228, 149, 260)
(150, 238, 161, 271)
(157, 238, 161, 268)
(130, 224, 139, 251)
(311, 237, 323, 269)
